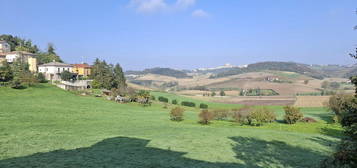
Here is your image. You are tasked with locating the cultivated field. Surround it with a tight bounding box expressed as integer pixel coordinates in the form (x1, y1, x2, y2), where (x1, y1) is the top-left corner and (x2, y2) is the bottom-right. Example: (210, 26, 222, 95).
(0, 84, 342, 167)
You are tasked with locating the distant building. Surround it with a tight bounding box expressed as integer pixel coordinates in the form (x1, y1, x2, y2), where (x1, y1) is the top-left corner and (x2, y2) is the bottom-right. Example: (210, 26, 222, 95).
(5, 51, 38, 72)
(72, 63, 91, 77)
(38, 61, 73, 81)
(0, 41, 11, 53)
(0, 41, 38, 72)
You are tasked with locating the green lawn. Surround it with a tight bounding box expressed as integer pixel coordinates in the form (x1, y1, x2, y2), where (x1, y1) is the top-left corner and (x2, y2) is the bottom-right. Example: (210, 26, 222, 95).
(0, 84, 342, 167)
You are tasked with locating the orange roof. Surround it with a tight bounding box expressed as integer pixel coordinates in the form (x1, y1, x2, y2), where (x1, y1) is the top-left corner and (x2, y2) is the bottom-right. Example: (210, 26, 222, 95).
(73, 64, 91, 68)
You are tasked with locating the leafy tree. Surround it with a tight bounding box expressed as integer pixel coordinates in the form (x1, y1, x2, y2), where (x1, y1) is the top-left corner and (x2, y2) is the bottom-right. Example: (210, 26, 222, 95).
(220, 90, 226, 96)
(283, 106, 303, 124)
(172, 99, 178, 105)
(211, 91, 216, 96)
(60, 71, 76, 81)
(170, 107, 185, 121)
(90, 59, 126, 90)
(0, 61, 13, 82)
(36, 73, 47, 83)
(321, 81, 329, 89)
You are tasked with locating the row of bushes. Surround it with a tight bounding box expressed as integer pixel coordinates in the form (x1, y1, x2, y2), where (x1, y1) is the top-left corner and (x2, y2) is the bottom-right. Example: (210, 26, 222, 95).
(155, 96, 208, 109)
(170, 105, 310, 126)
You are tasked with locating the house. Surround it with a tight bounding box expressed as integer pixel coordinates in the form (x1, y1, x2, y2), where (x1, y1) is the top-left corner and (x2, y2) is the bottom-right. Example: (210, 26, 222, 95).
(38, 61, 73, 81)
(72, 63, 91, 77)
(0, 41, 38, 72)
(5, 51, 38, 72)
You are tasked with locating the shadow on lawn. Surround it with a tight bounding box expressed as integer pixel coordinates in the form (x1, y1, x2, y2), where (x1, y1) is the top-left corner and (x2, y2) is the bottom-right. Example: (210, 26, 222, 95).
(0, 137, 326, 168)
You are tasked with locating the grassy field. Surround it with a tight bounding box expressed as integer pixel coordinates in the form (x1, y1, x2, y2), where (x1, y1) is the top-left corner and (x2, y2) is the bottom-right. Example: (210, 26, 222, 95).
(0, 84, 342, 167)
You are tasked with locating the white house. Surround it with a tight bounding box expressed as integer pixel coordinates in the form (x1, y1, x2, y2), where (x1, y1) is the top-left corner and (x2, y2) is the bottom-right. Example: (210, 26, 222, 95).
(38, 61, 73, 81)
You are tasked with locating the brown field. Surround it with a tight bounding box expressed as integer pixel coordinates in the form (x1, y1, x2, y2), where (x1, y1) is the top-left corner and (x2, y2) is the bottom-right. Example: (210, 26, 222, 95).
(294, 96, 330, 107)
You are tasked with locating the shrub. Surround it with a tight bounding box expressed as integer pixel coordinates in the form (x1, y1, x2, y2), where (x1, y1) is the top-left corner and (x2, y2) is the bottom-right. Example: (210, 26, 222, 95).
(158, 96, 169, 103)
(11, 78, 25, 89)
(170, 107, 185, 121)
(248, 107, 276, 126)
(211, 91, 216, 96)
(220, 90, 226, 96)
(283, 106, 303, 124)
(301, 117, 317, 123)
(232, 106, 252, 123)
(36, 73, 47, 83)
(150, 95, 156, 101)
(213, 109, 230, 120)
(181, 101, 195, 107)
(172, 99, 178, 105)
(327, 94, 355, 123)
(199, 103, 208, 109)
(199, 109, 214, 125)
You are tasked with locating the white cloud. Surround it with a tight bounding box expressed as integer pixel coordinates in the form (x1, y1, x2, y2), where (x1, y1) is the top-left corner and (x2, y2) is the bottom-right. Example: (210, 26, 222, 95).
(129, 0, 196, 13)
(192, 9, 209, 18)
(129, 0, 167, 13)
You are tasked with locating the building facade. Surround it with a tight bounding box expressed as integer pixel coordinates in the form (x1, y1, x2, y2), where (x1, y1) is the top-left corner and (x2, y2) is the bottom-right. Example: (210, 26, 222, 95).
(0, 41, 38, 72)
(38, 61, 73, 81)
(72, 64, 91, 77)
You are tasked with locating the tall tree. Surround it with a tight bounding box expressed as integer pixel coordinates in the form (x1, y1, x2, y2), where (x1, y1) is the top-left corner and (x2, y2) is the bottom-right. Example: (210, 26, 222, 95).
(0, 60, 13, 82)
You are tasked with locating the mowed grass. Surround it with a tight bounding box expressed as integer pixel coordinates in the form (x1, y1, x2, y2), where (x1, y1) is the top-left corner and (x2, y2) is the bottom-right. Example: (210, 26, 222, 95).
(0, 84, 342, 168)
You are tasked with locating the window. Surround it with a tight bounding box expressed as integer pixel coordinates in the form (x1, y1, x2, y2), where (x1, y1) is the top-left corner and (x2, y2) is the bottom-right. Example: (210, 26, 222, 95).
(45, 68, 48, 72)
(58, 68, 60, 72)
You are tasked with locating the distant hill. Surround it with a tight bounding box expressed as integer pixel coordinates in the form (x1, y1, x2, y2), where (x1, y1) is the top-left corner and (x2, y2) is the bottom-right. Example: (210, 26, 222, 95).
(344, 66, 357, 78)
(210, 62, 325, 79)
(310, 64, 356, 78)
(126, 67, 192, 78)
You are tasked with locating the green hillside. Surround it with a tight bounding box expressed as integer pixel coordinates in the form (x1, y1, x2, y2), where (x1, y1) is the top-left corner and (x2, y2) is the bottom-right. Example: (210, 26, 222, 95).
(0, 84, 342, 167)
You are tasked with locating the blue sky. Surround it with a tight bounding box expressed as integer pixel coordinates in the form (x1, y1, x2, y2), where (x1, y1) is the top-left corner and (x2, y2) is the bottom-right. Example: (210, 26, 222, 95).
(0, 0, 356, 70)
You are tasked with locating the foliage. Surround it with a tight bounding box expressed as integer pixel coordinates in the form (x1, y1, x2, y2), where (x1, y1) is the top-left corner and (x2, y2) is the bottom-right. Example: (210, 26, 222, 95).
(248, 107, 276, 126)
(232, 106, 252, 123)
(0, 61, 13, 82)
(198, 109, 214, 125)
(212, 109, 229, 120)
(219, 90, 226, 96)
(158, 96, 169, 103)
(199, 103, 208, 109)
(321, 81, 329, 89)
(170, 107, 185, 121)
(150, 95, 156, 101)
(329, 82, 341, 89)
(283, 106, 303, 124)
(10, 78, 25, 89)
(36, 73, 47, 83)
(304, 80, 309, 85)
(181, 101, 196, 107)
(172, 99, 178, 105)
(60, 71, 76, 81)
(211, 91, 216, 96)
(90, 59, 127, 90)
(327, 94, 356, 123)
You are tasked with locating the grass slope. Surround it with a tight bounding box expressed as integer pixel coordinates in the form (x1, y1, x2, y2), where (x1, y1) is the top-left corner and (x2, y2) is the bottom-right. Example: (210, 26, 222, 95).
(0, 84, 341, 167)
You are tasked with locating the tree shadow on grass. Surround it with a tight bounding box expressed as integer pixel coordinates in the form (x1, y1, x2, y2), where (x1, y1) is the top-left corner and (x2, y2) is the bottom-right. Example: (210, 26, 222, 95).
(0, 136, 329, 168)
(230, 137, 326, 168)
(0, 137, 240, 168)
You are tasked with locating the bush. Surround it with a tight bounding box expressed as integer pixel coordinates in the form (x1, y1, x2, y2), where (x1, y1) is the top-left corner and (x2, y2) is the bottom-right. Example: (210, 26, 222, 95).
(327, 94, 355, 123)
(301, 117, 317, 123)
(199, 109, 214, 125)
(10, 78, 25, 89)
(158, 96, 169, 103)
(37, 73, 47, 83)
(170, 107, 185, 121)
(181, 101, 195, 107)
(220, 90, 226, 96)
(232, 106, 252, 123)
(199, 103, 208, 109)
(283, 106, 303, 124)
(150, 95, 156, 101)
(248, 107, 276, 126)
(172, 99, 178, 105)
(213, 109, 230, 120)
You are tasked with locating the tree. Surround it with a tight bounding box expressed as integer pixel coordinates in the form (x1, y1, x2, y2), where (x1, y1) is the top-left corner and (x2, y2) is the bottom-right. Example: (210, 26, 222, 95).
(304, 80, 309, 85)
(283, 106, 303, 124)
(321, 81, 329, 89)
(170, 107, 185, 121)
(0, 61, 13, 82)
(211, 91, 216, 97)
(329, 82, 341, 89)
(47, 43, 56, 55)
(60, 71, 76, 81)
(91, 59, 127, 90)
(220, 90, 226, 96)
(199, 110, 214, 125)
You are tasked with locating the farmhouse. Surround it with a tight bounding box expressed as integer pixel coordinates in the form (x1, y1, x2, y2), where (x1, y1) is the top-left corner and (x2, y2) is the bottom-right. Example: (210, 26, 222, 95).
(38, 61, 73, 81)
(0, 41, 38, 72)
(72, 63, 91, 77)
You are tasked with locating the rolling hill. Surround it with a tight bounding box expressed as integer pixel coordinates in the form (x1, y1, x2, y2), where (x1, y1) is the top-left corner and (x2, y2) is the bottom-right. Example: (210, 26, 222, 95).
(126, 67, 192, 78)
